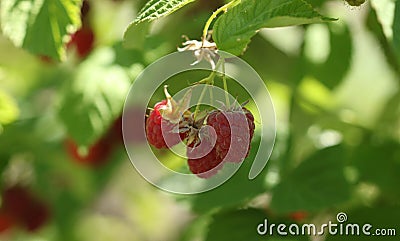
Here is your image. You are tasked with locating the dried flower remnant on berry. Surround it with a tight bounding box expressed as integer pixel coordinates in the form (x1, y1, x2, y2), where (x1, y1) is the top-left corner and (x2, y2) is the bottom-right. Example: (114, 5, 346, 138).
(178, 39, 218, 69)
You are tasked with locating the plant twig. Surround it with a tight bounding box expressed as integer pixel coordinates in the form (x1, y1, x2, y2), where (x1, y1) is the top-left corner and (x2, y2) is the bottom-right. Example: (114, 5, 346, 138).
(201, 0, 241, 46)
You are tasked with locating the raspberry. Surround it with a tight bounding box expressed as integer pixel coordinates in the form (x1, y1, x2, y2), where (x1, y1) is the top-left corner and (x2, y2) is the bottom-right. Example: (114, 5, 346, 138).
(187, 134, 223, 178)
(207, 107, 255, 163)
(244, 107, 255, 141)
(65, 137, 113, 166)
(0, 212, 15, 233)
(184, 117, 222, 178)
(146, 86, 192, 149)
(1, 186, 50, 232)
(67, 27, 94, 58)
(146, 100, 185, 148)
(188, 148, 223, 178)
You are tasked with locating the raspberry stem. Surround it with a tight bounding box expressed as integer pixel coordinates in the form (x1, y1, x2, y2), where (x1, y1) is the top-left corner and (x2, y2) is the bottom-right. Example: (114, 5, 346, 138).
(194, 75, 215, 120)
(201, 0, 241, 46)
(221, 58, 230, 107)
(193, 59, 224, 119)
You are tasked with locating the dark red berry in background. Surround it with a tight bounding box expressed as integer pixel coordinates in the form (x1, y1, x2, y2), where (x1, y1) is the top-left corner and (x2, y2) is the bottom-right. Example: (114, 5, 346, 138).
(289, 211, 308, 222)
(65, 137, 113, 167)
(207, 108, 255, 163)
(0, 212, 15, 233)
(67, 27, 95, 59)
(107, 115, 123, 144)
(20, 201, 50, 232)
(67, 0, 93, 58)
(146, 100, 185, 149)
(0, 186, 50, 232)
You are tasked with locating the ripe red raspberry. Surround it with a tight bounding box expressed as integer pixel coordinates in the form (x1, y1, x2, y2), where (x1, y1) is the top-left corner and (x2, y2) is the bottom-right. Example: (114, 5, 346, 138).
(1, 186, 50, 232)
(187, 148, 223, 178)
(207, 107, 255, 163)
(65, 137, 113, 166)
(146, 100, 186, 149)
(67, 27, 94, 58)
(187, 131, 223, 178)
(146, 87, 192, 149)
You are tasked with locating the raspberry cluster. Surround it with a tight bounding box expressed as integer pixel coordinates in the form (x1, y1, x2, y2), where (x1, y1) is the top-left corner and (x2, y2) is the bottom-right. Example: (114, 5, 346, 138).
(145, 88, 255, 178)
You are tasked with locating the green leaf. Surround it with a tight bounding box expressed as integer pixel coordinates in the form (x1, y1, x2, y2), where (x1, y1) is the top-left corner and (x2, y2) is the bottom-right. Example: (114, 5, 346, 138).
(58, 48, 131, 146)
(352, 141, 400, 200)
(0, 90, 19, 126)
(134, 0, 195, 24)
(179, 215, 211, 241)
(366, 6, 400, 73)
(271, 145, 351, 213)
(112, 41, 145, 67)
(213, 0, 336, 55)
(305, 0, 328, 7)
(393, 0, 400, 64)
(308, 24, 353, 89)
(189, 137, 267, 213)
(243, 35, 297, 85)
(205, 209, 310, 241)
(123, 21, 150, 50)
(206, 209, 267, 241)
(123, 0, 195, 48)
(0, 0, 82, 60)
(370, 0, 400, 66)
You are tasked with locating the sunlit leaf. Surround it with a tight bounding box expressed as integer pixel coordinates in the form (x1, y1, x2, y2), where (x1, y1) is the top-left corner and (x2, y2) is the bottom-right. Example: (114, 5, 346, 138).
(58, 48, 131, 146)
(0, 90, 19, 126)
(370, 0, 400, 66)
(0, 0, 82, 60)
(213, 0, 336, 55)
(135, 0, 195, 24)
(123, 0, 195, 48)
(370, 0, 395, 41)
